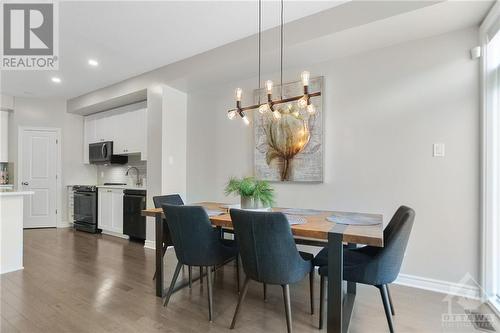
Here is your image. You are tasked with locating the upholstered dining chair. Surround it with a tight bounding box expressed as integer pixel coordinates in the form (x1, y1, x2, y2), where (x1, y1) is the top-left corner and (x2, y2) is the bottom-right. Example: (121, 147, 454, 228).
(161, 204, 239, 322)
(316, 206, 415, 332)
(153, 194, 195, 284)
(229, 209, 315, 333)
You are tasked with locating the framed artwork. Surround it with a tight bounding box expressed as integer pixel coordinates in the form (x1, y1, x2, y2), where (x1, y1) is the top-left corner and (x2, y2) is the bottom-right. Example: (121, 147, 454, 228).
(254, 76, 323, 182)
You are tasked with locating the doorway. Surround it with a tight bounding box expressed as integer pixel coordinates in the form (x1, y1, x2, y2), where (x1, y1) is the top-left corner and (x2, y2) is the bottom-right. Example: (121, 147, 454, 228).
(18, 127, 61, 228)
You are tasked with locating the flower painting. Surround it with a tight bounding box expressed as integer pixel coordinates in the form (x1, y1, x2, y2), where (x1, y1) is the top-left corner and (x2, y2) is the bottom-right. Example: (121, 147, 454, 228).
(254, 77, 323, 182)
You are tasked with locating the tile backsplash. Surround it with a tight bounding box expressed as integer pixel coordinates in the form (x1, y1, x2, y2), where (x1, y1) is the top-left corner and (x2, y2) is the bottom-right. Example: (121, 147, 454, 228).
(97, 156, 147, 186)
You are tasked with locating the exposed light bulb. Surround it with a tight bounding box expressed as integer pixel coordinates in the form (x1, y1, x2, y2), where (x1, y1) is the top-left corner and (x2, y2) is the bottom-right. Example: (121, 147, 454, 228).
(301, 71, 310, 86)
(259, 103, 270, 114)
(227, 110, 237, 120)
(88, 59, 99, 67)
(272, 110, 281, 119)
(242, 115, 250, 125)
(51, 77, 61, 83)
(235, 88, 243, 101)
(307, 104, 316, 114)
(265, 80, 273, 93)
(298, 96, 308, 109)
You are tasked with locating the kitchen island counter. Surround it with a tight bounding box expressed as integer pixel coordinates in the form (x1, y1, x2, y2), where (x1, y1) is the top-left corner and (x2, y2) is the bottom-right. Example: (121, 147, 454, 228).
(0, 191, 33, 274)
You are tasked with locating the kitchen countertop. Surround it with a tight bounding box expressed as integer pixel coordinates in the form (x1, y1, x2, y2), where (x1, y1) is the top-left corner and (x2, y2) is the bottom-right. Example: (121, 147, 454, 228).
(0, 190, 34, 196)
(97, 185, 146, 191)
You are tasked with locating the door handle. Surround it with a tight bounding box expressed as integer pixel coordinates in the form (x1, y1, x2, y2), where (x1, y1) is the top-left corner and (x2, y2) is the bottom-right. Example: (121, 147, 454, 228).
(21, 181, 29, 186)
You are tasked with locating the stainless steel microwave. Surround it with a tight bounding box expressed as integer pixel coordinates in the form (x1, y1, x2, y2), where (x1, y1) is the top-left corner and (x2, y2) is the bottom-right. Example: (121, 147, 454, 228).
(89, 141, 128, 164)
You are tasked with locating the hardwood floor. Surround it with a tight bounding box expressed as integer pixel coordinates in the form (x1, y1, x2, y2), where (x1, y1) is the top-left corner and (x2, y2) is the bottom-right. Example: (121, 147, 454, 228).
(0, 228, 497, 332)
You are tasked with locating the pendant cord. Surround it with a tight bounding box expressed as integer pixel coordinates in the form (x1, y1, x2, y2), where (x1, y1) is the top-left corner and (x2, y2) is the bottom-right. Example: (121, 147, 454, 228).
(258, 0, 262, 104)
(280, 0, 284, 99)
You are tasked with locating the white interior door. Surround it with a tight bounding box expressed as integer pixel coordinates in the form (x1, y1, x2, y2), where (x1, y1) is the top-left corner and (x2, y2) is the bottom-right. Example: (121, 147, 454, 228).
(20, 129, 58, 228)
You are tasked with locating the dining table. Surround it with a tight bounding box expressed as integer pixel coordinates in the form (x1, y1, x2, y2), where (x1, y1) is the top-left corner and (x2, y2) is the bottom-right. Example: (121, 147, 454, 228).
(142, 202, 384, 333)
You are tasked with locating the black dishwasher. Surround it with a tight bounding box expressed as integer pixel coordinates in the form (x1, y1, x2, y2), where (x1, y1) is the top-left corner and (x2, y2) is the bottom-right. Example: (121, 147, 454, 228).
(123, 189, 146, 240)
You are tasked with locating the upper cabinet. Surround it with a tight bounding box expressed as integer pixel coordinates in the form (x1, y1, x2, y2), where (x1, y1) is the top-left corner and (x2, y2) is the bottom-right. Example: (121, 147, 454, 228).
(0, 111, 9, 162)
(83, 104, 147, 164)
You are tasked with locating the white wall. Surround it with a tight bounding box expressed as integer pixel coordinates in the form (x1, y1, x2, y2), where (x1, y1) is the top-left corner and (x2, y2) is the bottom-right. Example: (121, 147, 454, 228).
(162, 86, 187, 199)
(8, 97, 97, 224)
(186, 27, 480, 285)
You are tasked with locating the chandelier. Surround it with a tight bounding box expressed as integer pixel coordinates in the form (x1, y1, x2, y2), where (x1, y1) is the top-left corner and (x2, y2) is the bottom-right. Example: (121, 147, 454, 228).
(227, 0, 321, 125)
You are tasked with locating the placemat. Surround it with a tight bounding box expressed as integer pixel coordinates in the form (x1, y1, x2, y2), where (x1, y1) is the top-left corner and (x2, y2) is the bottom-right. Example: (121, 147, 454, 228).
(326, 213, 381, 226)
(286, 214, 307, 225)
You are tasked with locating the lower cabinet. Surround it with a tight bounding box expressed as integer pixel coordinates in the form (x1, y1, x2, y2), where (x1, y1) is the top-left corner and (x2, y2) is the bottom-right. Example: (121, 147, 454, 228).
(98, 188, 123, 234)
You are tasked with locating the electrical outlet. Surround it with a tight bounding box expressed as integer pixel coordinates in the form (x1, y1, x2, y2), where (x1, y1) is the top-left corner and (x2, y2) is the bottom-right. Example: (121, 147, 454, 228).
(433, 143, 445, 157)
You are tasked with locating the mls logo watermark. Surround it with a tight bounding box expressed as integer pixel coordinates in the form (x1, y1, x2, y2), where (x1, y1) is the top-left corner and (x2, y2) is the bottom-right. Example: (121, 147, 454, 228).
(1, 2, 59, 70)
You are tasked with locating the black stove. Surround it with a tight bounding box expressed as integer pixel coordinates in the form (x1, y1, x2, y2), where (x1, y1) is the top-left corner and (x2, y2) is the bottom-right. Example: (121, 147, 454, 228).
(73, 185, 97, 192)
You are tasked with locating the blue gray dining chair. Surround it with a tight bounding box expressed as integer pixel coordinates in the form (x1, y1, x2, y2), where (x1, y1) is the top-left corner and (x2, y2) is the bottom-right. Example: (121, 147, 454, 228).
(316, 206, 415, 332)
(153, 194, 193, 283)
(229, 209, 315, 333)
(161, 204, 239, 322)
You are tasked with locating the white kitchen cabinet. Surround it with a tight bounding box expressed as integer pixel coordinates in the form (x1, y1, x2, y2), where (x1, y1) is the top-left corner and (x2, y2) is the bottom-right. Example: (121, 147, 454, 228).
(113, 108, 147, 156)
(83, 107, 147, 163)
(0, 111, 9, 162)
(83, 117, 96, 164)
(98, 188, 123, 235)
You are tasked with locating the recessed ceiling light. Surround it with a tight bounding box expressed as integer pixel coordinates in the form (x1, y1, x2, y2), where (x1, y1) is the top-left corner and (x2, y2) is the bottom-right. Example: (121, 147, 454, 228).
(88, 59, 99, 67)
(51, 77, 61, 83)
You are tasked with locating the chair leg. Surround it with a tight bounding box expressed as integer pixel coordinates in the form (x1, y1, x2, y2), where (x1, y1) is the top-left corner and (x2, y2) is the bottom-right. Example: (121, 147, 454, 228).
(386, 284, 395, 316)
(188, 266, 192, 288)
(207, 266, 214, 322)
(379, 285, 395, 333)
(263, 283, 267, 302)
(319, 274, 326, 330)
(230, 277, 251, 329)
(282, 284, 293, 333)
(235, 256, 240, 293)
(309, 270, 314, 315)
(163, 261, 183, 307)
(199, 266, 204, 286)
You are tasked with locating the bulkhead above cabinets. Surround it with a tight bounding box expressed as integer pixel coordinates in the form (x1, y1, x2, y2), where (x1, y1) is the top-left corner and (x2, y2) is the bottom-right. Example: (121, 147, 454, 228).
(83, 102, 147, 164)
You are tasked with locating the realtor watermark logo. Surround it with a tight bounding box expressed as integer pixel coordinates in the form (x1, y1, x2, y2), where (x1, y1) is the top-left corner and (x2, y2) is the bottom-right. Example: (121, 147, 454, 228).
(442, 273, 497, 331)
(1, 2, 59, 70)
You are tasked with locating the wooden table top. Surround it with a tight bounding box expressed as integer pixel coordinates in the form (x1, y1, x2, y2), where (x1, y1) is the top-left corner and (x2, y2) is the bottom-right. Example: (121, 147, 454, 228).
(142, 202, 384, 247)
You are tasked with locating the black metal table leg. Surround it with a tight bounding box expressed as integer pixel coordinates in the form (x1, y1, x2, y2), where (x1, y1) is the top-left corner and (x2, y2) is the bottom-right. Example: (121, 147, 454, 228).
(346, 243, 357, 296)
(155, 215, 164, 297)
(327, 235, 356, 333)
(327, 232, 343, 333)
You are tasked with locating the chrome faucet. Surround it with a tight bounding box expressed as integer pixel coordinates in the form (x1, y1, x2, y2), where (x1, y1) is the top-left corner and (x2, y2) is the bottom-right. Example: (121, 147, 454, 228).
(125, 167, 141, 187)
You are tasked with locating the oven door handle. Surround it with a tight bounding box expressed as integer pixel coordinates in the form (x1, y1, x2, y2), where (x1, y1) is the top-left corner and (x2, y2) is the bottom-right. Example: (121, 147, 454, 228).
(75, 193, 94, 196)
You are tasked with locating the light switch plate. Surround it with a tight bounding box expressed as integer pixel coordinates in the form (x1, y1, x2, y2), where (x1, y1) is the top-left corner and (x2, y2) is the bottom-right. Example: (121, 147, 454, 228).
(433, 143, 445, 157)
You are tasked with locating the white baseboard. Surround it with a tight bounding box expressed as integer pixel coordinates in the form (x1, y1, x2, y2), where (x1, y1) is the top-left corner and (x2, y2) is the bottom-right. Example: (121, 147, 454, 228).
(1, 266, 24, 275)
(395, 273, 480, 299)
(101, 230, 129, 240)
(144, 240, 155, 250)
(487, 298, 500, 318)
(57, 221, 73, 228)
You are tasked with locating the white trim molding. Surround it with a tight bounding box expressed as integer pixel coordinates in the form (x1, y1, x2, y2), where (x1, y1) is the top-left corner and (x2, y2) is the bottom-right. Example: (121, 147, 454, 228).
(479, 2, 500, 315)
(144, 240, 156, 250)
(395, 274, 480, 299)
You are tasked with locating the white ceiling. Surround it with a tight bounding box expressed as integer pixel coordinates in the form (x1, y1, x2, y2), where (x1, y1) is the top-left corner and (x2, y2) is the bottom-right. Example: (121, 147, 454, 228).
(0, 1, 347, 99)
(1, 1, 494, 100)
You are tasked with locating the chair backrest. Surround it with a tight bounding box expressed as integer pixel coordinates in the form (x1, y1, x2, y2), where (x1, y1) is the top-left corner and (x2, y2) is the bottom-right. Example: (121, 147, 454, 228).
(153, 194, 184, 208)
(161, 204, 219, 266)
(372, 205, 415, 284)
(230, 209, 308, 285)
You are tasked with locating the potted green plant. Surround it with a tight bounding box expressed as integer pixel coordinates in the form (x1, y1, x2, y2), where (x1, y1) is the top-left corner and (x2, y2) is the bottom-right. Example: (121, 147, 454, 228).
(224, 177, 275, 209)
